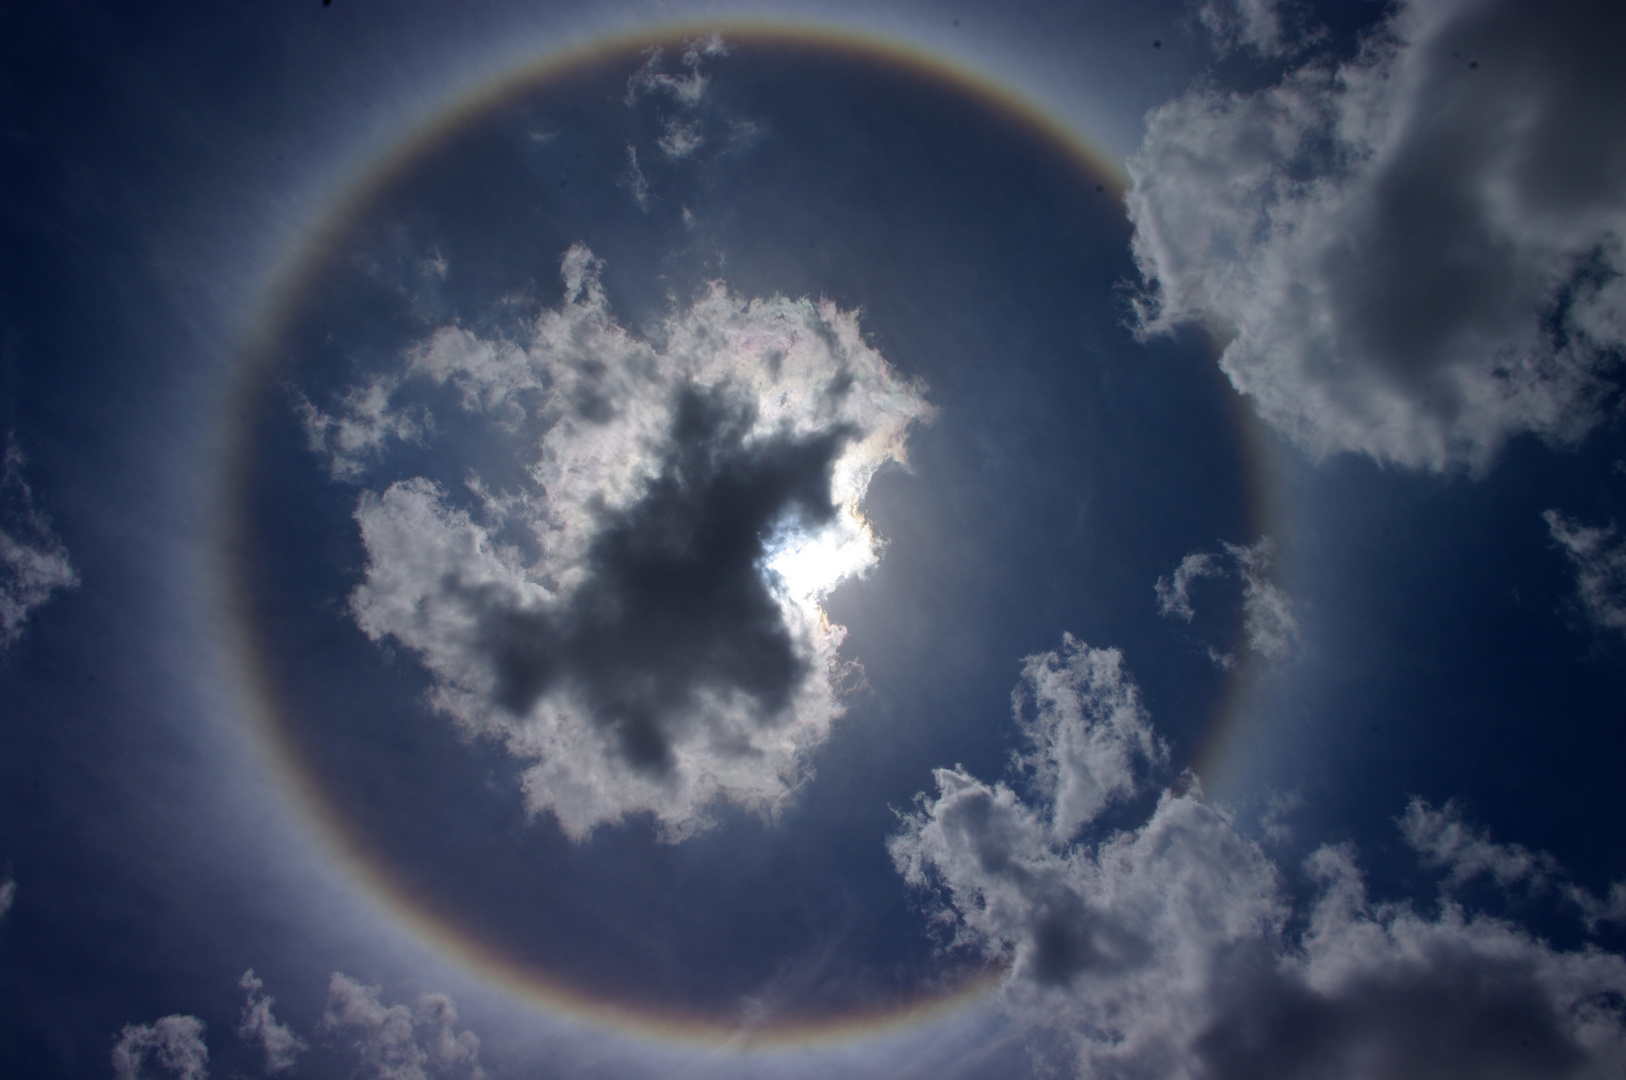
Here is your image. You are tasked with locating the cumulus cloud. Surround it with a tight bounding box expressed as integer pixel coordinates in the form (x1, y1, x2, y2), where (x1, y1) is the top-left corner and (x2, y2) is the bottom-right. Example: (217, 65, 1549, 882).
(892, 635, 1626, 1079)
(1156, 537, 1298, 666)
(1129, 0, 1626, 472)
(237, 969, 306, 1073)
(1, 434, 79, 649)
(321, 973, 484, 1080)
(112, 1015, 209, 1080)
(1545, 509, 1626, 636)
(305, 245, 931, 840)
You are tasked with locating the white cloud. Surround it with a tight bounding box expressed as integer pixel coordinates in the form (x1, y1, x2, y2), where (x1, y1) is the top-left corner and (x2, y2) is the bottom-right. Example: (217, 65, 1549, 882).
(112, 1015, 209, 1080)
(236, 970, 306, 1074)
(310, 246, 931, 840)
(1, 434, 79, 649)
(0, 871, 13, 921)
(1545, 509, 1626, 636)
(1129, 0, 1626, 473)
(321, 973, 484, 1080)
(1156, 537, 1298, 666)
(892, 635, 1626, 1079)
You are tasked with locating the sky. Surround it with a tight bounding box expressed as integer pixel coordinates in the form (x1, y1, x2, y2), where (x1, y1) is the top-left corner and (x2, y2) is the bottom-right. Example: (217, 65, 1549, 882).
(3, 1, 1625, 1078)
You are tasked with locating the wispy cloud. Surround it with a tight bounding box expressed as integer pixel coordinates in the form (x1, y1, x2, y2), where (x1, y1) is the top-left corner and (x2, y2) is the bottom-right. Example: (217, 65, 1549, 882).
(1545, 509, 1626, 637)
(1, 434, 79, 649)
(1399, 797, 1559, 893)
(1195, 0, 1307, 57)
(624, 37, 726, 109)
(657, 117, 704, 160)
(113, 1015, 209, 1080)
(307, 245, 931, 840)
(1156, 537, 1297, 667)
(892, 635, 1626, 1079)
(0, 870, 14, 921)
(619, 143, 651, 212)
(236, 969, 306, 1073)
(1129, 0, 1626, 473)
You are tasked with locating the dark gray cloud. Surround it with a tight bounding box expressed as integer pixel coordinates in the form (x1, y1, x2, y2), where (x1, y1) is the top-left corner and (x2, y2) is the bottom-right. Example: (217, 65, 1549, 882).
(1, 434, 79, 649)
(892, 635, 1626, 1079)
(480, 384, 852, 773)
(306, 246, 931, 839)
(1129, 0, 1626, 472)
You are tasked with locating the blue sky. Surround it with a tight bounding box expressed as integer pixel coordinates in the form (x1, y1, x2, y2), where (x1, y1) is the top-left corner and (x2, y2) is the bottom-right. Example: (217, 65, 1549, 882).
(4, 3, 1626, 1078)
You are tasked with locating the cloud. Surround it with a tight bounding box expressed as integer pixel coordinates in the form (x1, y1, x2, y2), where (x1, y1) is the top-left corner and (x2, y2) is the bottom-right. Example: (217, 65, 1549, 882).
(1, 433, 79, 649)
(1399, 798, 1559, 892)
(307, 245, 931, 840)
(624, 41, 720, 109)
(1128, 0, 1626, 473)
(657, 117, 704, 160)
(321, 973, 484, 1080)
(1009, 636, 1168, 843)
(0, 870, 13, 921)
(112, 1015, 209, 1080)
(1195, 0, 1302, 57)
(297, 380, 423, 482)
(1156, 537, 1298, 666)
(237, 970, 306, 1073)
(1569, 881, 1626, 935)
(892, 635, 1626, 1079)
(619, 143, 651, 212)
(1544, 509, 1626, 636)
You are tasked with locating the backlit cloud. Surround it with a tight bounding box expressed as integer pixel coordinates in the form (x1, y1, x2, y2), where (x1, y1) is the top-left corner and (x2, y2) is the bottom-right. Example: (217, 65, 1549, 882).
(892, 635, 1626, 1079)
(303, 245, 931, 840)
(1, 434, 79, 649)
(1129, 0, 1626, 472)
